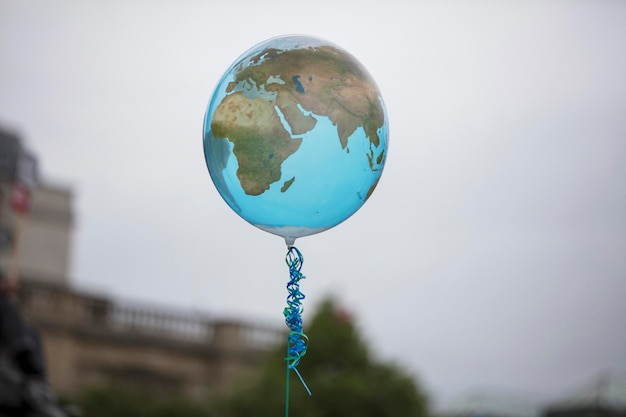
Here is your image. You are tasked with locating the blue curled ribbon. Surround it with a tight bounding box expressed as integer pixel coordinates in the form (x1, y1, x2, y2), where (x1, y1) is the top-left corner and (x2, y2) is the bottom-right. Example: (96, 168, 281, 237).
(284, 246, 312, 396)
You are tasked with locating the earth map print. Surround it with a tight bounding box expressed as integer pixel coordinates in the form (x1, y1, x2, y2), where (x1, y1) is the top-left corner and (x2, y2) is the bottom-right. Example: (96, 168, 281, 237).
(203, 35, 388, 245)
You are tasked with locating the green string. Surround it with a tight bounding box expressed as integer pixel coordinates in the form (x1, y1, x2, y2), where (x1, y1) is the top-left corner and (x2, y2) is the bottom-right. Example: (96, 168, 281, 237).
(285, 346, 291, 417)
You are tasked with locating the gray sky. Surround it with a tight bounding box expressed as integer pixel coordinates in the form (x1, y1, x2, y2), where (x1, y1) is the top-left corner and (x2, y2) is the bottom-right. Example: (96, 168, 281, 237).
(1, 0, 625, 408)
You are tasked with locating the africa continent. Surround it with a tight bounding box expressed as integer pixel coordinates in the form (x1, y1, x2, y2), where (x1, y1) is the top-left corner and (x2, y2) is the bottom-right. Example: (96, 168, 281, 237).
(210, 45, 385, 196)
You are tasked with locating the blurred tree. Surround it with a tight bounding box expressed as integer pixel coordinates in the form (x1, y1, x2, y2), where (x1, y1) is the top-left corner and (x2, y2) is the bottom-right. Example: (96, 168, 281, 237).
(217, 296, 429, 417)
(75, 385, 213, 417)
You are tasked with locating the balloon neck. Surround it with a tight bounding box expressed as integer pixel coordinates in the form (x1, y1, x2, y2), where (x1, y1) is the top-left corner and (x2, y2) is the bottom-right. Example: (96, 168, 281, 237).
(284, 236, 296, 247)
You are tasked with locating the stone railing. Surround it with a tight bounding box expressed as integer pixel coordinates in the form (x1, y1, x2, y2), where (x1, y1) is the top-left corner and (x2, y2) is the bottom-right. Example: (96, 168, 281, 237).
(16, 279, 284, 353)
(108, 302, 213, 343)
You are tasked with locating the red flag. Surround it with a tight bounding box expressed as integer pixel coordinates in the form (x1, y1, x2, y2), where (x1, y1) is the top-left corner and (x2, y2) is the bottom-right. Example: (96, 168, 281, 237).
(10, 183, 30, 214)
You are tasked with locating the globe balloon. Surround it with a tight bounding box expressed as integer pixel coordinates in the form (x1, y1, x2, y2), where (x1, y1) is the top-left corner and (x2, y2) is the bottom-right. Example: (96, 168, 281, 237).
(203, 35, 388, 245)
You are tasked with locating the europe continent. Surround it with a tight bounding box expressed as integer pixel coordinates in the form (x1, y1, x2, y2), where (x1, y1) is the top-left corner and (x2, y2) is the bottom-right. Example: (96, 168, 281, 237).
(210, 45, 386, 196)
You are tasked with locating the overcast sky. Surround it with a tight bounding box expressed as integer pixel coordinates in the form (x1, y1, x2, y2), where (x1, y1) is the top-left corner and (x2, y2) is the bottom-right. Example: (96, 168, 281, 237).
(1, 0, 625, 409)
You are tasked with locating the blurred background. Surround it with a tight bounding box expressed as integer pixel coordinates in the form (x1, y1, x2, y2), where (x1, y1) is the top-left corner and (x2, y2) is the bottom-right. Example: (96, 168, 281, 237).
(1, 0, 625, 416)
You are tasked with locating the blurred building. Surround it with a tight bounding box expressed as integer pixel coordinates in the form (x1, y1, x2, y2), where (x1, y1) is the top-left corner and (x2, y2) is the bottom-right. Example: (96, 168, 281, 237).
(0, 128, 22, 254)
(1, 126, 73, 286)
(1, 126, 282, 399)
(438, 373, 626, 417)
(17, 282, 283, 398)
(544, 372, 626, 417)
(0, 182, 74, 285)
(439, 390, 540, 417)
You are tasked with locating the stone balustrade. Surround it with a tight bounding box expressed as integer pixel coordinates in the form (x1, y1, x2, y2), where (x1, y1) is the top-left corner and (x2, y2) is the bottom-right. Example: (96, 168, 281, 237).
(14, 278, 285, 396)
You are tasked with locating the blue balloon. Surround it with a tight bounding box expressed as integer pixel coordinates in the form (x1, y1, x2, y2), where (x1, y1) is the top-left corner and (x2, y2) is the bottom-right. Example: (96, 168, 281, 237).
(203, 35, 388, 246)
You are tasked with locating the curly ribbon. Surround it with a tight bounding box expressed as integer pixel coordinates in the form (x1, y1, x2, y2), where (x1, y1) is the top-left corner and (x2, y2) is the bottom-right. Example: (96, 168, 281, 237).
(284, 246, 312, 417)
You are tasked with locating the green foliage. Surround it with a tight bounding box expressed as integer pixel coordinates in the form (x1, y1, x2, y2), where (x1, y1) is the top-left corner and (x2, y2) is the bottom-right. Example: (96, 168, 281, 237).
(75, 385, 213, 417)
(70, 297, 428, 417)
(217, 296, 429, 417)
